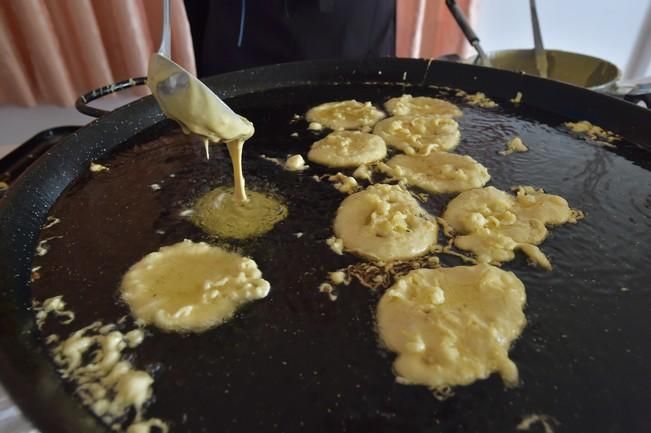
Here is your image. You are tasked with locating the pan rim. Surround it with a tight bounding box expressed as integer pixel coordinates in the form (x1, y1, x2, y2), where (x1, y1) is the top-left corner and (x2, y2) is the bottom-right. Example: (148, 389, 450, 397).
(0, 57, 649, 433)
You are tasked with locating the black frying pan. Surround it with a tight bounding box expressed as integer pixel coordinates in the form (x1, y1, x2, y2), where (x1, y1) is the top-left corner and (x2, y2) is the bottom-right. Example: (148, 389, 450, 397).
(1, 59, 650, 433)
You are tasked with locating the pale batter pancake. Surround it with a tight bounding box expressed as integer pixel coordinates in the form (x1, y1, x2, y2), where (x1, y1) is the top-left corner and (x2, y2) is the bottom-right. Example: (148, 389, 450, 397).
(384, 94, 462, 118)
(379, 152, 490, 193)
(376, 264, 526, 389)
(373, 115, 460, 155)
(442, 186, 575, 268)
(305, 100, 386, 130)
(333, 184, 438, 262)
(90, 162, 109, 172)
(308, 131, 387, 168)
(121, 240, 270, 333)
(192, 187, 288, 239)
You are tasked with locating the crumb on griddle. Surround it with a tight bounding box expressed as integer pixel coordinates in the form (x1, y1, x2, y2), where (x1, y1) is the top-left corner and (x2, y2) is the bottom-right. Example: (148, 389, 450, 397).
(35, 235, 63, 257)
(326, 236, 344, 255)
(42, 216, 61, 229)
(89, 162, 109, 172)
(511, 91, 523, 104)
(517, 414, 559, 433)
(319, 282, 338, 301)
(464, 92, 498, 108)
(32, 295, 75, 329)
(30, 266, 42, 282)
(565, 120, 620, 146)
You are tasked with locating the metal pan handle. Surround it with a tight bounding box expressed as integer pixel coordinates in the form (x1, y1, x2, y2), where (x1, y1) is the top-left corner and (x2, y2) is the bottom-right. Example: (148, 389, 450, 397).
(75, 76, 147, 118)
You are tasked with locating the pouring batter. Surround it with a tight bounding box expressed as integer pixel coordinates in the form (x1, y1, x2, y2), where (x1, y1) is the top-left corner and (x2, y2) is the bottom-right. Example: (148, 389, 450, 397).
(148, 54, 287, 238)
(148, 54, 254, 202)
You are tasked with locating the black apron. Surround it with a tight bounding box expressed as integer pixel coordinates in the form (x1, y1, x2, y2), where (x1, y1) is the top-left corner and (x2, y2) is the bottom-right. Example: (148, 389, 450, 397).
(185, 0, 396, 77)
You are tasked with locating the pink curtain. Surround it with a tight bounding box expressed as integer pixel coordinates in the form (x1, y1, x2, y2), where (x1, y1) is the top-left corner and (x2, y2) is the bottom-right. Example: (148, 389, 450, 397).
(397, 0, 475, 59)
(0, 0, 196, 107)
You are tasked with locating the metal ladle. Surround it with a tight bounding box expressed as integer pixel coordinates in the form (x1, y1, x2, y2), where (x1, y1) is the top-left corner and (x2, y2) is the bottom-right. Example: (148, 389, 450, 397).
(445, 0, 491, 67)
(147, 0, 253, 144)
(529, 0, 548, 78)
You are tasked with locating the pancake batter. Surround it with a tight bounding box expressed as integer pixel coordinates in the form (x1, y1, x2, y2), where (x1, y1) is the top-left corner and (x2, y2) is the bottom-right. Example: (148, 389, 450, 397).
(333, 184, 438, 261)
(379, 152, 490, 193)
(90, 162, 109, 172)
(33, 296, 75, 329)
(377, 264, 526, 389)
(384, 95, 462, 118)
(305, 100, 386, 130)
(499, 137, 529, 155)
(442, 186, 576, 268)
(120, 240, 270, 333)
(308, 131, 387, 167)
(285, 154, 309, 171)
(192, 187, 288, 239)
(565, 120, 620, 145)
(327, 173, 360, 194)
(373, 115, 460, 155)
(36, 300, 168, 433)
(458, 91, 498, 108)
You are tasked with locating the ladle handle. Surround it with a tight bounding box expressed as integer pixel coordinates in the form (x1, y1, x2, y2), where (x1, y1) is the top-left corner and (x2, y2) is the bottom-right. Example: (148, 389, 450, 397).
(530, 0, 545, 51)
(158, 0, 172, 57)
(445, 0, 490, 66)
(445, 0, 479, 45)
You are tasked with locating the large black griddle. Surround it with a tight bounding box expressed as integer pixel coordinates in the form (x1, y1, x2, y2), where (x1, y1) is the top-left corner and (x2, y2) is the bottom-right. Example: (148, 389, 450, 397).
(1, 59, 650, 433)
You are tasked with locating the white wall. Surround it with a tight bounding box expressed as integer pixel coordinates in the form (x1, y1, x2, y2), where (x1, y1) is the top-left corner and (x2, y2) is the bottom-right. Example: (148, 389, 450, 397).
(475, 0, 651, 78)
